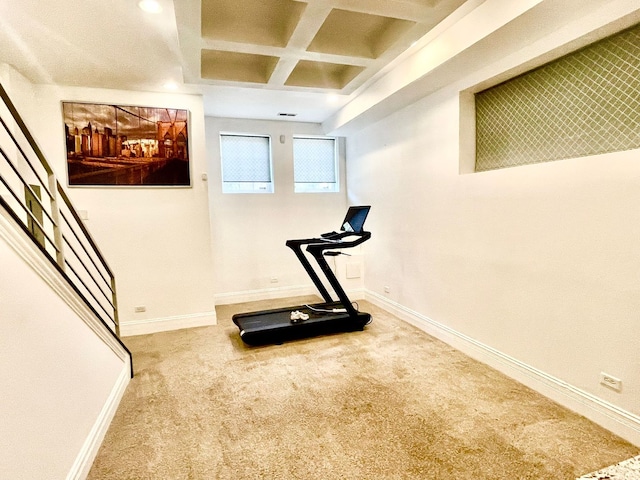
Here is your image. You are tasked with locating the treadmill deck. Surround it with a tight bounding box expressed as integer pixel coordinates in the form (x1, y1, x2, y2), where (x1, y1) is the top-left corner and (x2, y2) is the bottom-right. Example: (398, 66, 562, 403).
(233, 302, 370, 345)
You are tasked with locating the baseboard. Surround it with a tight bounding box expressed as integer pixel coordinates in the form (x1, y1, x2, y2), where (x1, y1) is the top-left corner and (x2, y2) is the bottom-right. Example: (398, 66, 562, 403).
(214, 285, 366, 305)
(365, 290, 640, 447)
(67, 360, 131, 480)
(214, 284, 317, 305)
(120, 311, 217, 337)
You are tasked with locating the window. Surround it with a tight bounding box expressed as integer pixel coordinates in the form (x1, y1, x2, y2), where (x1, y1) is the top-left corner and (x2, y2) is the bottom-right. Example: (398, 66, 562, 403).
(220, 134, 273, 193)
(293, 136, 338, 193)
(475, 23, 640, 172)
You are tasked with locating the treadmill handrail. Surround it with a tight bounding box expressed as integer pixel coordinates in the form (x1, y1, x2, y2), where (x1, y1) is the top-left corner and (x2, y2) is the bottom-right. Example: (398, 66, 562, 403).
(285, 230, 371, 317)
(285, 237, 333, 301)
(305, 230, 371, 252)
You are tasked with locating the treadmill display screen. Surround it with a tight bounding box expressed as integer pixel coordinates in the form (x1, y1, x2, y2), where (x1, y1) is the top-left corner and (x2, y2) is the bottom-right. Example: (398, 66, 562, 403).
(341, 205, 371, 233)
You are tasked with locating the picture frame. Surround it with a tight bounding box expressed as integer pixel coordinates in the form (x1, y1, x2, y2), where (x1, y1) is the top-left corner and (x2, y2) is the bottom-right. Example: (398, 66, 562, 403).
(62, 102, 190, 187)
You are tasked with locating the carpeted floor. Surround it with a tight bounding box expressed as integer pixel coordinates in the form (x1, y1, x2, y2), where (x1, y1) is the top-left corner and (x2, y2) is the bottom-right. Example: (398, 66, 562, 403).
(88, 297, 638, 479)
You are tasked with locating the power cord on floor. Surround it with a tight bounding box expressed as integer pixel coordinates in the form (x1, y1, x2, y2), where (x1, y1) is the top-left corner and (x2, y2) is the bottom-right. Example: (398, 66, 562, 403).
(304, 304, 347, 314)
(303, 301, 371, 324)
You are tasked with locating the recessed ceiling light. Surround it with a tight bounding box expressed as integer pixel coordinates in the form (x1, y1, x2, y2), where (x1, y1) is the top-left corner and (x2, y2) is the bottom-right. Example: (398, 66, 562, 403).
(327, 94, 341, 105)
(163, 81, 178, 91)
(138, 0, 162, 14)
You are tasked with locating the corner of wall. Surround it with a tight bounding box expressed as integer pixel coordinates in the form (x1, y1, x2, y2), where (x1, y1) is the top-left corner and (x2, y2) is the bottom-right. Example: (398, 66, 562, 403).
(458, 90, 476, 175)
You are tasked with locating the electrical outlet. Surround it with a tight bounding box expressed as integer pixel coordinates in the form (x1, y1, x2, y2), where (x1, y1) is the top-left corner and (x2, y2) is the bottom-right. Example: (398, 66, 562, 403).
(600, 372, 622, 392)
(270, 276, 278, 284)
(384, 285, 390, 293)
(134, 306, 146, 313)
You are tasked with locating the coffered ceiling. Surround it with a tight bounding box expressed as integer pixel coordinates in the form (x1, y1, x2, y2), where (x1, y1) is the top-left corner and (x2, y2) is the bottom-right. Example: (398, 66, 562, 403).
(0, 0, 470, 122)
(183, 0, 467, 93)
(2, 0, 634, 127)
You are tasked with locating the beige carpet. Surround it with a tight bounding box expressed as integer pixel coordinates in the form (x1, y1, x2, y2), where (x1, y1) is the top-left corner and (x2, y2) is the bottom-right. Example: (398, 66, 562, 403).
(89, 297, 638, 479)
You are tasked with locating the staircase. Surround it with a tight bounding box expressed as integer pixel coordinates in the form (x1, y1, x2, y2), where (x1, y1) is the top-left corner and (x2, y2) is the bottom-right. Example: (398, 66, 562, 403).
(0, 82, 132, 372)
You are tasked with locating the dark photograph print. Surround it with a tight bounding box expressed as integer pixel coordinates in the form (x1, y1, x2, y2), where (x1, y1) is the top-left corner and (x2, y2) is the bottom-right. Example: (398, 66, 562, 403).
(62, 102, 190, 186)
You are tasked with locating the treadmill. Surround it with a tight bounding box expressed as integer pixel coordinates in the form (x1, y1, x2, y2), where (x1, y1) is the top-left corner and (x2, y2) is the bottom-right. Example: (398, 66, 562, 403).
(232, 206, 372, 346)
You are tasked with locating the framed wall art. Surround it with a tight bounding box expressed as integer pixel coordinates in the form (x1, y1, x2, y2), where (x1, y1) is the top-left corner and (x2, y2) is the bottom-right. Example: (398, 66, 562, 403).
(62, 102, 190, 186)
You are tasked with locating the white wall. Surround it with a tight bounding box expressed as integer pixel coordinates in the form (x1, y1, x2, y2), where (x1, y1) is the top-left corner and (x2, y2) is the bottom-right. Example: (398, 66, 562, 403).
(205, 117, 362, 304)
(0, 65, 44, 207)
(0, 65, 131, 479)
(0, 63, 39, 120)
(347, 57, 640, 445)
(21, 85, 217, 335)
(0, 210, 130, 479)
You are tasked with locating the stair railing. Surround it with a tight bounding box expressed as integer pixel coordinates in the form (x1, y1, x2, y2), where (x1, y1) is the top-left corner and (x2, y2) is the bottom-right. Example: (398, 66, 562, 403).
(0, 82, 131, 376)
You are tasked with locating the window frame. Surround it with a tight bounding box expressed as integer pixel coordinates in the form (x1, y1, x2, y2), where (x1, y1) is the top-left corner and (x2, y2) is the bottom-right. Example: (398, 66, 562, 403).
(292, 135, 339, 193)
(472, 22, 640, 172)
(219, 133, 274, 194)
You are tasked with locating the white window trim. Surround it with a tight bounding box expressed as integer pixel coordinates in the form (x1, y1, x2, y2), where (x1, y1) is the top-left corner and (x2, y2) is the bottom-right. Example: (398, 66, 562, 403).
(220, 133, 274, 194)
(293, 135, 339, 193)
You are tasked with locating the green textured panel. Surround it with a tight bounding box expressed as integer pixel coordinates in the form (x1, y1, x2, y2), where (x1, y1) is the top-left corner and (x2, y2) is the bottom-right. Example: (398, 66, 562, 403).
(475, 24, 640, 172)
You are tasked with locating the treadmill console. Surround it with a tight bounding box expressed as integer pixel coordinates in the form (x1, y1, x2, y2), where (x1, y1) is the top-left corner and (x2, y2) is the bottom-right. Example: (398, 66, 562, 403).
(320, 205, 371, 239)
(341, 205, 370, 233)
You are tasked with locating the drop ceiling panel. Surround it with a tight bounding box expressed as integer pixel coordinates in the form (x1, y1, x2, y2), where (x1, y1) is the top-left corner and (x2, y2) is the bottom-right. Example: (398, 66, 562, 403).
(285, 60, 365, 89)
(201, 50, 279, 84)
(307, 9, 416, 59)
(201, 0, 306, 47)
